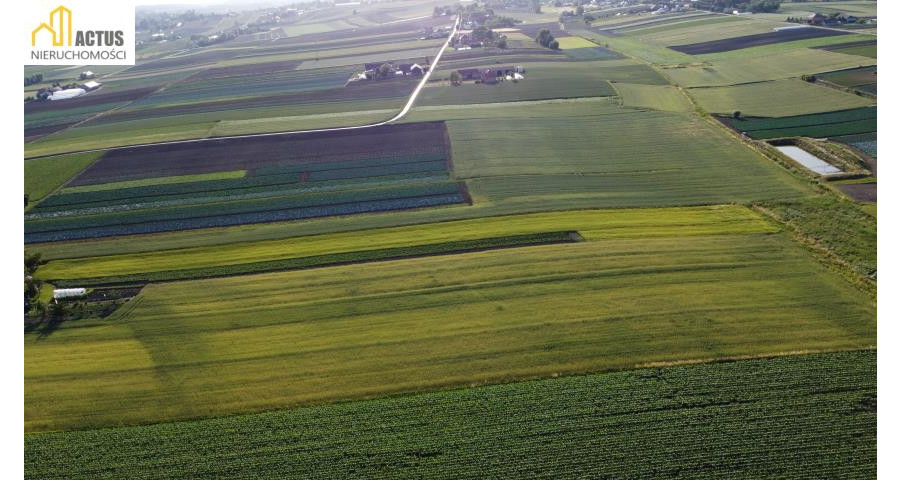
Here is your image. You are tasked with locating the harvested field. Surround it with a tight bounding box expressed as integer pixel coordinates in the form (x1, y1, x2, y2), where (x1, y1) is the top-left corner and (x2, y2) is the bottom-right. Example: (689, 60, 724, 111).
(25, 350, 875, 479)
(24, 218, 875, 432)
(555, 36, 598, 49)
(25, 123, 469, 242)
(720, 106, 876, 140)
(689, 79, 874, 117)
(670, 26, 849, 55)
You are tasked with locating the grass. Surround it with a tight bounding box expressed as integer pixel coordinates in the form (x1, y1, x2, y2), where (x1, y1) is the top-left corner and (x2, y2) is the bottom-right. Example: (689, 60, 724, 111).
(438, 100, 808, 203)
(25, 350, 875, 478)
(689, 78, 875, 117)
(37, 205, 775, 280)
(663, 49, 876, 87)
(24, 152, 103, 205)
(613, 83, 692, 112)
(25, 221, 875, 432)
(60, 170, 247, 194)
(756, 195, 876, 283)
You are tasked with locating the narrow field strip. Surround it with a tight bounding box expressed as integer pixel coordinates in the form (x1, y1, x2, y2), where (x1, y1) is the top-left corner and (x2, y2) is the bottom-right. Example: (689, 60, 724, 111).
(51, 231, 583, 286)
(37, 205, 775, 281)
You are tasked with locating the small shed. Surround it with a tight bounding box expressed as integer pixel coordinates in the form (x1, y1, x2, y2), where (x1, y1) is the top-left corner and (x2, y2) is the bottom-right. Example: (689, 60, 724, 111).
(808, 13, 825, 25)
(82, 80, 102, 90)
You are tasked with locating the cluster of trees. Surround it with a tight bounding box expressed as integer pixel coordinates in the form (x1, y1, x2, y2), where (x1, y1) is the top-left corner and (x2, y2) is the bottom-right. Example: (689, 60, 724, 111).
(535, 28, 559, 50)
(24, 73, 43, 87)
(24, 253, 44, 316)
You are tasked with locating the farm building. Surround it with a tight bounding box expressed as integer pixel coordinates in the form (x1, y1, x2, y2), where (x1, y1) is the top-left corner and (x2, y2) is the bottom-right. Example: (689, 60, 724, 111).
(82, 80, 102, 91)
(808, 13, 825, 25)
(456, 66, 524, 83)
(49, 88, 86, 101)
(53, 288, 86, 300)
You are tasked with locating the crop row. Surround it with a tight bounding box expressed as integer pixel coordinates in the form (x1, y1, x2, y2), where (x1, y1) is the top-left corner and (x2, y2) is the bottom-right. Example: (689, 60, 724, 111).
(748, 118, 876, 140)
(25, 350, 875, 479)
(26, 191, 466, 243)
(722, 106, 874, 131)
(51, 231, 580, 287)
(27, 181, 463, 235)
(31, 174, 451, 220)
(33, 155, 448, 212)
(69, 122, 449, 185)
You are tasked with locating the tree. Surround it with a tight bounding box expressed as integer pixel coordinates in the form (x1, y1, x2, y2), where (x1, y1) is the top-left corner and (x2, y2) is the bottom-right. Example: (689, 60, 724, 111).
(535, 28, 552, 47)
(732, 110, 742, 119)
(575, 5, 584, 15)
(497, 37, 508, 49)
(549, 39, 559, 50)
(450, 71, 462, 86)
(377, 63, 393, 79)
(583, 14, 595, 25)
(531, 0, 541, 13)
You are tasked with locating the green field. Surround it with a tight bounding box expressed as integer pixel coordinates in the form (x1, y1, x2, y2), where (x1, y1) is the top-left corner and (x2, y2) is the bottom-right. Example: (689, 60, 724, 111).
(24, 152, 103, 205)
(25, 211, 875, 432)
(613, 83, 693, 112)
(37, 206, 774, 281)
(663, 49, 875, 87)
(25, 350, 875, 479)
(689, 78, 875, 117)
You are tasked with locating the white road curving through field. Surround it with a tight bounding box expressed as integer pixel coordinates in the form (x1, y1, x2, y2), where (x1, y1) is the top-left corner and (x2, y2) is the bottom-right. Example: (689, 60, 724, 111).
(26, 15, 460, 160)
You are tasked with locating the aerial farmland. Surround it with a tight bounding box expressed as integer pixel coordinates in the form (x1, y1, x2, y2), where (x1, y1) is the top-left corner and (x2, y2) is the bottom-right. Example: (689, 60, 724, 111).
(24, 0, 877, 477)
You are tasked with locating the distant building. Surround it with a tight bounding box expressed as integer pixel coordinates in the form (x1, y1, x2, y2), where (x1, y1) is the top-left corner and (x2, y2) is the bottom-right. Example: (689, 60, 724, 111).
(808, 13, 825, 25)
(82, 80, 101, 90)
(49, 88, 86, 101)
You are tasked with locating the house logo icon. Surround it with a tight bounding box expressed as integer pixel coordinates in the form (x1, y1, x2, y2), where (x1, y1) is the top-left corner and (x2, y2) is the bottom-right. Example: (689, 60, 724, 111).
(32, 5, 72, 47)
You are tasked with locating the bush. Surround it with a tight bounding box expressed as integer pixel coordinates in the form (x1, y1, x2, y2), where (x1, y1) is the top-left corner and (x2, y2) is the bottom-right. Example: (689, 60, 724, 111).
(733, 110, 742, 119)
(549, 39, 559, 50)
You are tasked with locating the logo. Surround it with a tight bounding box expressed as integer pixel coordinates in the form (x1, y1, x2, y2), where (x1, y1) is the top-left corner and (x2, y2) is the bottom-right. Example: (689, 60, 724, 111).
(26, 2, 134, 65)
(32, 5, 73, 47)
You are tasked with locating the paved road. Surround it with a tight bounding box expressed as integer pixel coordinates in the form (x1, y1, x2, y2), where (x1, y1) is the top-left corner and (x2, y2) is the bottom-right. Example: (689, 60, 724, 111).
(25, 16, 460, 160)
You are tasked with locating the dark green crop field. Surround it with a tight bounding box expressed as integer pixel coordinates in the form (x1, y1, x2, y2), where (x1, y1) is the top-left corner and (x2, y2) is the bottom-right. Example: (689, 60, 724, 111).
(25, 350, 875, 479)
